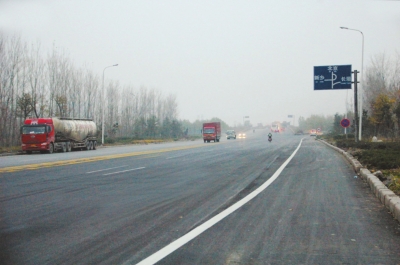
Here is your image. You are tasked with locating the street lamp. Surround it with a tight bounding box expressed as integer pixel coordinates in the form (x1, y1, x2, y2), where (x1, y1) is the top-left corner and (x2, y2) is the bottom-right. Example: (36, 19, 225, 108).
(340, 26, 364, 141)
(102, 64, 118, 145)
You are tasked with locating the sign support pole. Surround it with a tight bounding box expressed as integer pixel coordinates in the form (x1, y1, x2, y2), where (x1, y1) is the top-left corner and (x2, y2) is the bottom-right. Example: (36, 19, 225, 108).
(344, 113, 347, 139)
(353, 70, 359, 143)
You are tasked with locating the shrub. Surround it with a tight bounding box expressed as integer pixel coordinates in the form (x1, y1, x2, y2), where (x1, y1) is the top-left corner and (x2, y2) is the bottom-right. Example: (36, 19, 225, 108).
(104, 138, 115, 144)
(388, 176, 400, 195)
(333, 134, 355, 140)
(354, 150, 400, 169)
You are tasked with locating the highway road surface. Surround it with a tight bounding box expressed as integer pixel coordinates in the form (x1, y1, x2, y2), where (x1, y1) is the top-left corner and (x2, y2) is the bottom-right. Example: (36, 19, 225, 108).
(1, 130, 400, 264)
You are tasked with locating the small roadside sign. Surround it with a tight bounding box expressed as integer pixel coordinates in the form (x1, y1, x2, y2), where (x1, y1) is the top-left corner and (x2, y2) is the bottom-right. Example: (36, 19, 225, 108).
(340, 118, 350, 128)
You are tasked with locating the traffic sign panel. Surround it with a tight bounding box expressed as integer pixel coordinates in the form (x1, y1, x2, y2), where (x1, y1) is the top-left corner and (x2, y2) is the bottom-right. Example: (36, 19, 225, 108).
(314, 65, 352, 90)
(340, 118, 350, 128)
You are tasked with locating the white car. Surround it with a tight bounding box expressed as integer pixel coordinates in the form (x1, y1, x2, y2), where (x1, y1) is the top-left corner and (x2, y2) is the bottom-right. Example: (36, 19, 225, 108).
(226, 130, 236, 139)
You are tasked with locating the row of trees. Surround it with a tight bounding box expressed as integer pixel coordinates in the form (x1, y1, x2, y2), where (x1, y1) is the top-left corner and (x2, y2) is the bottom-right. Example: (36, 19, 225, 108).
(298, 114, 335, 133)
(0, 34, 184, 147)
(181, 117, 231, 136)
(362, 53, 400, 139)
(334, 53, 400, 140)
(2, 32, 398, 146)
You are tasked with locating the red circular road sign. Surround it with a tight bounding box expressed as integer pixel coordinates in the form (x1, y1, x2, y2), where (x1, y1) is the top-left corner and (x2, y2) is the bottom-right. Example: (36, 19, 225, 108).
(340, 118, 350, 128)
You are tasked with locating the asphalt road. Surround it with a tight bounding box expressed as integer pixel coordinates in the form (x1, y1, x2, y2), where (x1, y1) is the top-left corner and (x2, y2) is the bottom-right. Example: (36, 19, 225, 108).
(1, 130, 400, 265)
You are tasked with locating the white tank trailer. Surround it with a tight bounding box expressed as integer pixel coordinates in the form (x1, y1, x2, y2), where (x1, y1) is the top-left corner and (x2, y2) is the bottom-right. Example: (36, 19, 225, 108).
(52, 117, 97, 151)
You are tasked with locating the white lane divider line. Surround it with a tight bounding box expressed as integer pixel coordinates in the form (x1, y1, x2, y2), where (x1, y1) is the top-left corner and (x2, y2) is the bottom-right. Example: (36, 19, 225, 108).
(103, 167, 145, 176)
(129, 139, 304, 265)
(166, 155, 185, 160)
(86, 165, 128, 174)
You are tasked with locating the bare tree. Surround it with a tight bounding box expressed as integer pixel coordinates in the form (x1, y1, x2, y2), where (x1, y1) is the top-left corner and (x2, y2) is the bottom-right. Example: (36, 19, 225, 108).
(120, 85, 136, 137)
(164, 94, 178, 120)
(0, 32, 187, 147)
(364, 53, 392, 113)
(16, 92, 33, 120)
(47, 45, 71, 117)
(2, 35, 28, 146)
(27, 41, 46, 118)
(363, 53, 400, 138)
(83, 69, 98, 119)
(69, 68, 82, 118)
(0, 34, 9, 147)
(105, 80, 120, 138)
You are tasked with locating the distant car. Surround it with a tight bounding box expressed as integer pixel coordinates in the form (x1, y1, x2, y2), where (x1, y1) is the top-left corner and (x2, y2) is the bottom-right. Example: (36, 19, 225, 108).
(237, 132, 246, 139)
(226, 130, 236, 139)
(294, 130, 303, 135)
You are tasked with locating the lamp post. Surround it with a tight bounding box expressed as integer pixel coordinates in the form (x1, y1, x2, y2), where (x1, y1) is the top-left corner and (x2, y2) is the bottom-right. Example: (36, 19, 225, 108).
(340, 27, 364, 141)
(102, 64, 118, 145)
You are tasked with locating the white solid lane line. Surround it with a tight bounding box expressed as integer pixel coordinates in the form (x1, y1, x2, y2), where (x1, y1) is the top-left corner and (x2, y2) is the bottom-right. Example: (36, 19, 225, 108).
(128, 139, 304, 265)
(166, 155, 185, 160)
(86, 165, 128, 174)
(103, 167, 145, 176)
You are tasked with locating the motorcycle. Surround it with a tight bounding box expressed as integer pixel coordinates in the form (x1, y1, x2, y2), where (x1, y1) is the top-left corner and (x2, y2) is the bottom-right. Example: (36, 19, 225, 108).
(268, 136, 272, 142)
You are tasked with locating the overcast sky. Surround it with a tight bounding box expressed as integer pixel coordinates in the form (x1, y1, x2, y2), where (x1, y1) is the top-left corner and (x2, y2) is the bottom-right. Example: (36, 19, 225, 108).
(1, 0, 399, 126)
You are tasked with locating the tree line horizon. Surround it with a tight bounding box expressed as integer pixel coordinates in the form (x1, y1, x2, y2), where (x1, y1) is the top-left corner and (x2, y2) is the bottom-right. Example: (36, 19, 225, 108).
(1, 33, 399, 147)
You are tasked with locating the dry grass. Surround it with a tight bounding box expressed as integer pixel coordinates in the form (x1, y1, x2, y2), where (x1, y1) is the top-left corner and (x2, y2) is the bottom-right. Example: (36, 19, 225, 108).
(0, 146, 21, 154)
(131, 139, 169, 145)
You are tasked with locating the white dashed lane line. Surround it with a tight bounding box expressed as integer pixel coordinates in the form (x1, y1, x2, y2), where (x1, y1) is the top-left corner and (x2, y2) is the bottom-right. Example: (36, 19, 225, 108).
(103, 167, 146, 176)
(86, 165, 128, 174)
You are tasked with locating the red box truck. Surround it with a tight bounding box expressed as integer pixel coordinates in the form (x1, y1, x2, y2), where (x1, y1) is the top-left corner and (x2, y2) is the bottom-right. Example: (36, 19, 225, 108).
(202, 122, 221, 143)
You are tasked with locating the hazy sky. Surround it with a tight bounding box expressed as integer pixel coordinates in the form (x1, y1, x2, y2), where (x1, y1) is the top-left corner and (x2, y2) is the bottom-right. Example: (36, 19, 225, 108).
(1, 0, 399, 126)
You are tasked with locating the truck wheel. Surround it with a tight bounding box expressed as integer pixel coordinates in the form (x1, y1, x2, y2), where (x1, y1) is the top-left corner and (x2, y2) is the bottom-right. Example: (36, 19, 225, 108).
(89, 141, 93, 150)
(204, 140, 206, 143)
(61, 143, 67, 153)
(93, 141, 97, 150)
(48, 143, 54, 154)
(66, 142, 72, 152)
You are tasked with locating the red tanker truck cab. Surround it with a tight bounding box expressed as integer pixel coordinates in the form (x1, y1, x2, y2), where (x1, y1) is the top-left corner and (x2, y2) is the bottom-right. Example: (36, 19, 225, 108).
(21, 118, 55, 154)
(202, 122, 221, 143)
